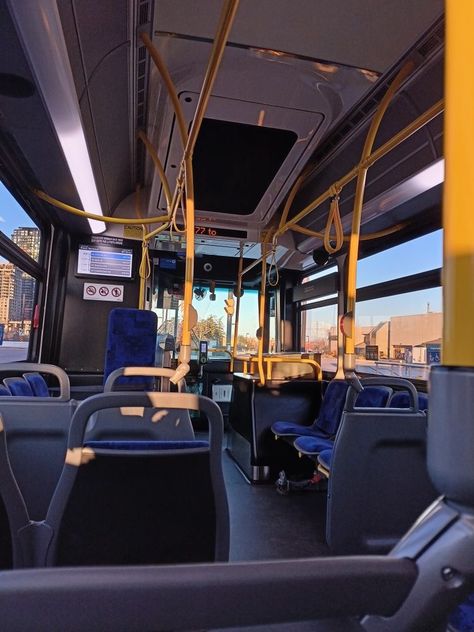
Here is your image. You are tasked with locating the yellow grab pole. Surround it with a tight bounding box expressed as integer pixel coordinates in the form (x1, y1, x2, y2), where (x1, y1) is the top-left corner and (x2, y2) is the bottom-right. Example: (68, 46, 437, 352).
(290, 222, 407, 242)
(172, 0, 240, 384)
(257, 243, 269, 385)
(137, 131, 173, 209)
(140, 32, 188, 148)
(344, 62, 414, 367)
(443, 2, 474, 365)
(273, 98, 443, 241)
(34, 189, 170, 225)
(231, 244, 244, 372)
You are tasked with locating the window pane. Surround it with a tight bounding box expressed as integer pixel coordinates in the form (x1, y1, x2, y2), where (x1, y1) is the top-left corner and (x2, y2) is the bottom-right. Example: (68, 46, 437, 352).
(354, 287, 442, 380)
(357, 230, 442, 288)
(0, 263, 36, 362)
(302, 265, 337, 284)
(0, 183, 41, 261)
(154, 287, 260, 359)
(301, 304, 338, 372)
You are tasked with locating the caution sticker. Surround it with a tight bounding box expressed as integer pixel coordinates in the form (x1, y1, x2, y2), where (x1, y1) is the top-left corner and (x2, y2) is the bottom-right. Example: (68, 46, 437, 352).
(83, 283, 124, 302)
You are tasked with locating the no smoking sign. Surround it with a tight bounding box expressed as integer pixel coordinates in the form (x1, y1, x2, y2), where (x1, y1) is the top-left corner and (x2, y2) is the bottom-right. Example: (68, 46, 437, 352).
(83, 283, 123, 302)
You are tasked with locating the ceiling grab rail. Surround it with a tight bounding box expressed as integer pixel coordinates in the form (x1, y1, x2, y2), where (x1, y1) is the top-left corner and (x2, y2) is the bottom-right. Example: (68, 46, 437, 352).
(343, 62, 414, 376)
(272, 98, 443, 243)
(167, 0, 240, 384)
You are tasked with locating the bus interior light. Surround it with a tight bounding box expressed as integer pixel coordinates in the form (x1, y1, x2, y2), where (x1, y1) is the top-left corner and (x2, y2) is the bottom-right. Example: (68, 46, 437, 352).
(7, 0, 105, 234)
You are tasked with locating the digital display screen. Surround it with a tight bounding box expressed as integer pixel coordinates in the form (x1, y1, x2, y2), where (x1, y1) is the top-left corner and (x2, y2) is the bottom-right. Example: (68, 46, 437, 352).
(200, 341, 208, 353)
(177, 225, 247, 239)
(77, 244, 133, 278)
(159, 257, 177, 270)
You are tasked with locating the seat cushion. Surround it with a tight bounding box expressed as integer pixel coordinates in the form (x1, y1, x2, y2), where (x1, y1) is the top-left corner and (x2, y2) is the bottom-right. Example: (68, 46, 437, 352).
(293, 435, 334, 457)
(318, 448, 333, 470)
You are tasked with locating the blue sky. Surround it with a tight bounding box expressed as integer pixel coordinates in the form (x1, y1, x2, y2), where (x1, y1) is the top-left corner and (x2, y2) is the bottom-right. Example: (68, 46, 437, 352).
(0, 182, 37, 238)
(357, 230, 442, 288)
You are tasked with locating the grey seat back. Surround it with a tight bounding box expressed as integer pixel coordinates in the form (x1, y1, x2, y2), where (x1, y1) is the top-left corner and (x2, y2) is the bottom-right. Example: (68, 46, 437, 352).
(0, 413, 30, 569)
(43, 392, 229, 567)
(326, 377, 438, 555)
(0, 364, 75, 521)
(86, 367, 195, 441)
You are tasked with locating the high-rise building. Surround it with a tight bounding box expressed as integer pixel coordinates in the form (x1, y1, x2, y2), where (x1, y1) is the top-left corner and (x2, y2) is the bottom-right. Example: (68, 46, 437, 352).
(9, 227, 40, 324)
(11, 227, 40, 261)
(0, 263, 14, 324)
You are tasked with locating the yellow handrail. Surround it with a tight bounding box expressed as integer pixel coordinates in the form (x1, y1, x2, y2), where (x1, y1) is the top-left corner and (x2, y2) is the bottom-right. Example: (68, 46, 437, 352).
(137, 130, 173, 210)
(344, 62, 414, 368)
(34, 189, 170, 225)
(140, 32, 188, 148)
(173, 0, 240, 385)
(273, 98, 443, 240)
(290, 222, 407, 242)
(256, 242, 268, 385)
(230, 244, 244, 372)
(235, 353, 322, 382)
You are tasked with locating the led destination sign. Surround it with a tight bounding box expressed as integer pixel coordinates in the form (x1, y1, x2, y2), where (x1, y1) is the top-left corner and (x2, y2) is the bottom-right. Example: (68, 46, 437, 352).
(178, 225, 247, 239)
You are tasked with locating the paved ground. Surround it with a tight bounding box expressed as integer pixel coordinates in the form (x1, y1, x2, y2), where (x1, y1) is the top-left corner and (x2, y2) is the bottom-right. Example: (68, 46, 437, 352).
(0, 343, 28, 363)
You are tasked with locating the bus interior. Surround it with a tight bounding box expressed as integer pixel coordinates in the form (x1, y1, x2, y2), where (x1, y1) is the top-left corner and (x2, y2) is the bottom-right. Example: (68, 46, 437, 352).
(1, 1, 474, 631)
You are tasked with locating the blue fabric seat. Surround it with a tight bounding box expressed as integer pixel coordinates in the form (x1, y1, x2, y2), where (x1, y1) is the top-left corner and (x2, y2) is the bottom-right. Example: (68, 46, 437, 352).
(389, 391, 428, 410)
(23, 373, 50, 397)
(0, 385, 11, 397)
(293, 386, 393, 459)
(271, 380, 350, 440)
(104, 308, 158, 389)
(318, 448, 333, 471)
(272, 384, 391, 442)
(301, 387, 428, 464)
(3, 378, 34, 397)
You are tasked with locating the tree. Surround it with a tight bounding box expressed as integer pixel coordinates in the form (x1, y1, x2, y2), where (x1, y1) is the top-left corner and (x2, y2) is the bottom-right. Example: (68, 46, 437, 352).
(194, 315, 225, 345)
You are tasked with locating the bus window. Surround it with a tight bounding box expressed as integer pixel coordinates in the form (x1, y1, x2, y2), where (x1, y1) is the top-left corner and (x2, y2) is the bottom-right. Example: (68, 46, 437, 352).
(355, 286, 442, 380)
(154, 287, 260, 359)
(357, 230, 442, 287)
(302, 265, 337, 284)
(0, 182, 42, 362)
(301, 303, 338, 372)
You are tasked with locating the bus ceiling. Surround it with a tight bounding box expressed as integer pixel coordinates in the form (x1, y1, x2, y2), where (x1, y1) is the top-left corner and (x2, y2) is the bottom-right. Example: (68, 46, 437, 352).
(0, 1, 443, 258)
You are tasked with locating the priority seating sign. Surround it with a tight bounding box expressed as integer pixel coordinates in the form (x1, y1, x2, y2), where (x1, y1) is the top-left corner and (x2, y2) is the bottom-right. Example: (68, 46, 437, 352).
(83, 282, 124, 302)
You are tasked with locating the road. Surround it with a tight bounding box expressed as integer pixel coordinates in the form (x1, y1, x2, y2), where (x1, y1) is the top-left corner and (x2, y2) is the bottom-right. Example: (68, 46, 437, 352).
(0, 343, 29, 363)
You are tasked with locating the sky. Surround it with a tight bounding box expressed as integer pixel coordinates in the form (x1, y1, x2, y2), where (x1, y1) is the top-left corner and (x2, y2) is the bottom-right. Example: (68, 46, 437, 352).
(0, 182, 37, 238)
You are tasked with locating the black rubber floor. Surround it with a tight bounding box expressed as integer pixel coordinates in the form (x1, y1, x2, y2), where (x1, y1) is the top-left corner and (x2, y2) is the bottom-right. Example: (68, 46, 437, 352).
(222, 451, 330, 561)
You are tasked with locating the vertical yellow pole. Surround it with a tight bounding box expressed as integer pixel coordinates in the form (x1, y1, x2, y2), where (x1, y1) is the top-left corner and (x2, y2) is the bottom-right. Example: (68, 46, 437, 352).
(231, 244, 244, 372)
(443, 1, 474, 366)
(257, 243, 268, 385)
(344, 63, 413, 371)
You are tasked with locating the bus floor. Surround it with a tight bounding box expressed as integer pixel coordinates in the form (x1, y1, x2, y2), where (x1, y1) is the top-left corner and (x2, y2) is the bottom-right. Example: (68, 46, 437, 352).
(221, 449, 330, 561)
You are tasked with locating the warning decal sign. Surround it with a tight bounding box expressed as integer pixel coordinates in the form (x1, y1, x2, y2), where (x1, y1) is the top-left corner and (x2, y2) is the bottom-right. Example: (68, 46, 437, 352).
(83, 283, 123, 302)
